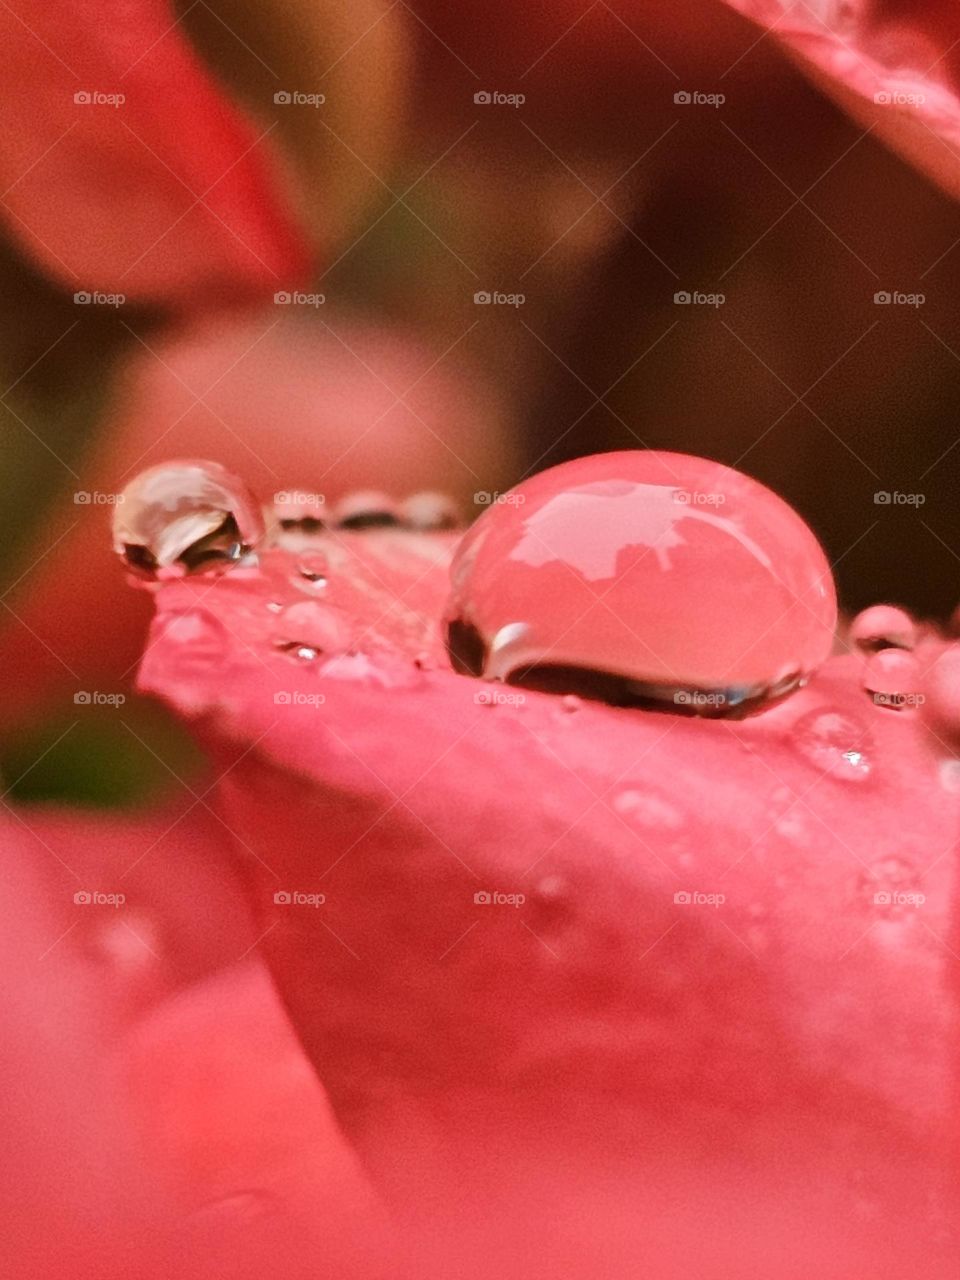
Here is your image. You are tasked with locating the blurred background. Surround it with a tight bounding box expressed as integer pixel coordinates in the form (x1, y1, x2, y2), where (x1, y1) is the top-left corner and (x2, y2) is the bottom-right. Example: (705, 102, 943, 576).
(1, 0, 959, 804)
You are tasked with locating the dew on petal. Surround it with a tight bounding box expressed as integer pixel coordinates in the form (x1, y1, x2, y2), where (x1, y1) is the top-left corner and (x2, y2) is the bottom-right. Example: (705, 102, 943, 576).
(849, 605, 917, 653)
(401, 491, 461, 531)
(921, 643, 960, 747)
(445, 451, 837, 715)
(294, 554, 329, 587)
(334, 491, 401, 529)
(794, 708, 873, 781)
(271, 490, 328, 534)
(861, 648, 922, 711)
(113, 460, 264, 580)
(858, 856, 924, 917)
(271, 602, 352, 656)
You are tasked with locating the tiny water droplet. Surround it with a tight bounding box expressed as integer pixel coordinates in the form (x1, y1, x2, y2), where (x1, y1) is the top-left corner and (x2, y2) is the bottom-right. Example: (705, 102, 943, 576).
(613, 789, 683, 830)
(794, 709, 873, 781)
(294, 553, 328, 586)
(445, 451, 836, 714)
(335, 491, 400, 529)
(266, 600, 283, 613)
(561, 694, 582, 714)
(271, 602, 352, 657)
(113, 461, 263, 580)
(272, 490, 327, 533)
(401, 491, 461, 531)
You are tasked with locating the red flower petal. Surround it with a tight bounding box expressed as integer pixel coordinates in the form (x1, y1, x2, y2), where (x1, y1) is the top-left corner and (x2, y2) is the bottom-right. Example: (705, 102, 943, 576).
(725, 1, 960, 202)
(0, 0, 310, 305)
(135, 518, 960, 1271)
(0, 805, 385, 1274)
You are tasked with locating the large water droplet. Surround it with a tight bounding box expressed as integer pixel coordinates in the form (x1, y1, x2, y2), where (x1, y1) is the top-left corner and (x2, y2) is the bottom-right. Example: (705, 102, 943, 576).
(794, 709, 873, 781)
(113, 460, 263, 580)
(445, 451, 837, 714)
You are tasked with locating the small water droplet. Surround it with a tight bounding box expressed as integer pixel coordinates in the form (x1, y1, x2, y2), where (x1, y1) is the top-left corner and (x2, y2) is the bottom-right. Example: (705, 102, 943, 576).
(613, 789, 683, 829)
(155, 609, 229, 662)
(113, 460, 263, 580)
(920, 644, 960, 746)
(334, 491, 400, 529)
(859, 856, 924, 917)
(794, 709, 873, 781)
(560, 694, 582, 714)
(271, 601, 352, 657)
(294, 553, 328, 586)
(401, 491, 461, 531)
(266, 600, 283, 613)
(774, 812, 807, 841)
(444, 451, 836, 713)
(861, 648, 922, 711)
(849, 604, 917, 653)
(272, 490, 327, 533)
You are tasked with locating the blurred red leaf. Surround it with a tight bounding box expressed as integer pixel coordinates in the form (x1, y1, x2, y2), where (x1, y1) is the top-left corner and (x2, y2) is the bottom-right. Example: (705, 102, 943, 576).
(726, 1, 960, 202)
(0, 0, 310, 306)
